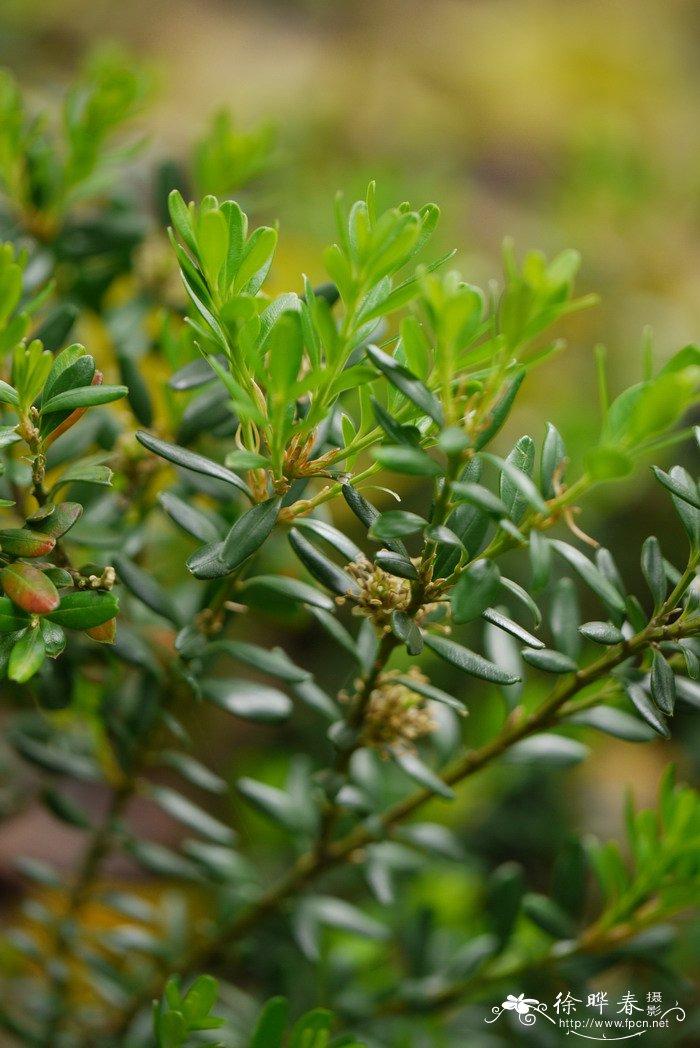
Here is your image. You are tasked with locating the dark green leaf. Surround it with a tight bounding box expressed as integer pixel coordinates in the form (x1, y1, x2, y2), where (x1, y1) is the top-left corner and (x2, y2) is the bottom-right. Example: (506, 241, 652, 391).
(641, 536, 666, 612)
(292, 517, 363, 562)
(209, 638, 310, 683)
(451, 559, 501, 624)
(507, 735, 589, 766)
(650, 650, 676, 716)
(29, 502, 83, 538)
(372, 445, 443, 476)
(158, 491, 222, 544)
(0, 597, 31, 632)
(481, 607, 543, 649)
(147, 785, 234, 845)
(366, 344, 444, 425)
(565, 706, 656, 741)
(392, 750, 454, 799)
(522, 648, 578, 674)
(550, 577, 581, 660)
(289, 528, 360, 597)
(626, 682, 670, 738)
(451, 483, 508, 517)
(114, 555, 181, 625)
(579, 621, 625, 645)
(202, 679, 293, 722)
(220, 497, 280, 571)
(239, 575, 334, 611)
(551, 540, 626, 616)
(136, 431, 251, 497)
(375, 550, 418, 579)
(424, 633, 520, 684)
(186, 541, 230, 579)
(369, 510, 426, 540)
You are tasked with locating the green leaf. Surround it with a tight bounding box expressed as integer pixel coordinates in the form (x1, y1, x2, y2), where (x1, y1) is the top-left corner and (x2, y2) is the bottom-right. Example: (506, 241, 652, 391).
(366, 344, 444, 425)
(522, 893, 577, 937)
(51, 461, 113, 493)
(136, 431, 252, 498)
(220, 496, 280, 571)
(566, 706, 656, 742)
(625, 682, 670, 738)
(507, 735, 589, 767)
(294, 518, 363, 562)
(372, 445, 443, 476)
(498, 436, 536, 522)
(147, 785, 235, 845)
(641, 536, 666, 612)
(585, 446, 633, 481)
(0, 380, 19, 406)
(483, 450, 547, 516)
(666, 466, 700, 549)
(239, 575, 334, 611)
(481, 607, 543, 649)
(28, 502, 83, 539)
(158, 491, 222, 544)
(249, 997, 288, 1048)
(652, 465, 700, 509)
(451, 482, 508, 517)
(521, 648, 578, 674)
(368, 510, 426, 540)
(0, 529, 55, 557)
(451, 559, 501, 624)
(41, 619, 66, 658)
(210, 639, 310, 683)
(114, 555, 181, 626)
(650, 650, 676, 716)
(393, 674, 467, 715)
(289, 529, 360, 597)
(0, 597, 31, 632)
(288, 1008, 333, 1048)
(8, 626, 45, 683)
(579, 621, 625, 645)
(157, 751, 227, 794)
(10, 731, 100, 780)
(375, 550, 418, 580)
(185, 541, 230, 579)
(182, 974, 221, 1025)
(45, 591, 119, 630)
(1, 563, 59, 615)
(424, 633, 520, 684)
(551, 540, 627, 616)
(541, 422, 566, 500)
(550, 577, 581, 660)
(392, 750, 454, 799)
(474, 369, 524, 450)
(237, 778, 312, 832)
(40, 383, 127, 416)
(202, 679, 293, 722)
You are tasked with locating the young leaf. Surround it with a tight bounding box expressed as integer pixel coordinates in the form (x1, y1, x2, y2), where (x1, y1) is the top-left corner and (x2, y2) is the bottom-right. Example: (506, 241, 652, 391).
(1, 563, 60, 615)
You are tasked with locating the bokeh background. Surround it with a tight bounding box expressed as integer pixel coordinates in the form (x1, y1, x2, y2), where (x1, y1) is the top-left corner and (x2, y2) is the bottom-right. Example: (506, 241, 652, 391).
(2, 1, 700, 1044)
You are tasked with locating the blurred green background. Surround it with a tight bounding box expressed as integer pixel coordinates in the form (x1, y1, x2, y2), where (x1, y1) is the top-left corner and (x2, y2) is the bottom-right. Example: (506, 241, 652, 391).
(2, 1, 700, 1043)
